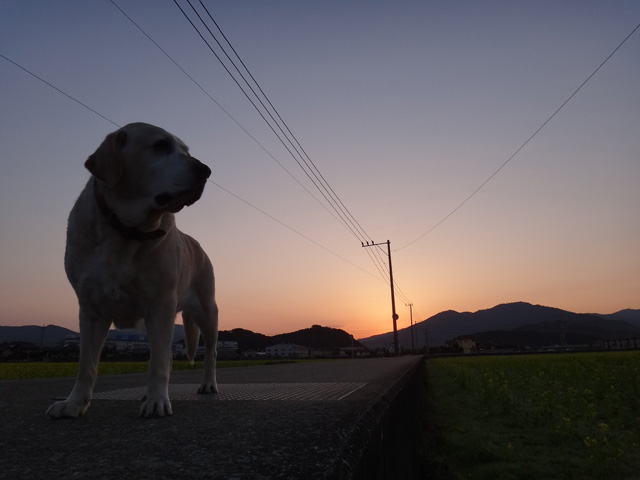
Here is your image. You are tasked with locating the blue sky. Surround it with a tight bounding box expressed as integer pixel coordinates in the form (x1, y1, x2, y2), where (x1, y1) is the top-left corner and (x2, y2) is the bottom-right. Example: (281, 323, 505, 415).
(1, 1, 639, 338)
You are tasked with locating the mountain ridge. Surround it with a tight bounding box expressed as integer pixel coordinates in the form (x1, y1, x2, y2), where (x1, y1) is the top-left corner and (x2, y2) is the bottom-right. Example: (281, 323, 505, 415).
(357, 302, 640, 349)
(2, 302, 638, 350)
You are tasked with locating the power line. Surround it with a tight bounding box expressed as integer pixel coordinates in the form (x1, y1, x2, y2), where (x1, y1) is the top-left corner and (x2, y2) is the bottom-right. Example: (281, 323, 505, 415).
(174, 0, 374, 246)
(4, 1, 420, 318)
(200, 0, 373, 244)
(209, 180, 379, 278)
(198, 0, 373, 243)
(173, 0, 418, 310)
(110, 0, 413, 303)
(112, 0, 406, 302)
(0, 53, 381, 281)
(0, 54, 120, 128)
(397, 21, 640, 252)
(109, 0, 345, 229)
(174, 0, 356, 234)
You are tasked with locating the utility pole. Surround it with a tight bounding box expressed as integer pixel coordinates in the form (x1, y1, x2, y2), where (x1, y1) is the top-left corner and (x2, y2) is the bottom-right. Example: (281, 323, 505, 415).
(362, 240, 399, 355)
(405, 303, 414, 352)
(425, 325, 430, 355)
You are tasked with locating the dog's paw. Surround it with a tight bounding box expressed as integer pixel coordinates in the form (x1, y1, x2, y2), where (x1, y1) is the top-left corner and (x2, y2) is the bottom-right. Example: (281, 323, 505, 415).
(197, 382, 218, 394)
(46, 400, 88, 419)
(139, 394, 173, 418)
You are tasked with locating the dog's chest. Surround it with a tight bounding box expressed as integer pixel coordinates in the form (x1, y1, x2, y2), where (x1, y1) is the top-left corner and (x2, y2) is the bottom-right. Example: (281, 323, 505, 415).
(83, 243, 162, 322)
(101, 258, 137, 299)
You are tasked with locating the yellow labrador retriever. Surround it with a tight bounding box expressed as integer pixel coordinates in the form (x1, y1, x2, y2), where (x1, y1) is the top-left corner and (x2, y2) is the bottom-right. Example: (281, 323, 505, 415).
(47, 123, 218, 418)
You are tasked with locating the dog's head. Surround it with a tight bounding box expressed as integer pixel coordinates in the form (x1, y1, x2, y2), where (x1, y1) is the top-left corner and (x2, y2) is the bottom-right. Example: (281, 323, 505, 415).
(86, 123, 211, 228)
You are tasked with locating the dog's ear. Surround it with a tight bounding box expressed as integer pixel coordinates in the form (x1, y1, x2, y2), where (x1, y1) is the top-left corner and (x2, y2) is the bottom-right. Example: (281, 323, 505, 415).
(85, 130, 127, 187)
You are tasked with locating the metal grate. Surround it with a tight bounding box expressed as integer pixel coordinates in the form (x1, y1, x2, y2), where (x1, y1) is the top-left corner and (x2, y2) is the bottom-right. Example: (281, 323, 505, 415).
(92, 382, 367, 402)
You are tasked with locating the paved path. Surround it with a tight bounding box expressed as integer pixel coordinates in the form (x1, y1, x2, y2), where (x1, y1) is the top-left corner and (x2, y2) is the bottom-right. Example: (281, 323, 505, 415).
(0, 356, 423, 479)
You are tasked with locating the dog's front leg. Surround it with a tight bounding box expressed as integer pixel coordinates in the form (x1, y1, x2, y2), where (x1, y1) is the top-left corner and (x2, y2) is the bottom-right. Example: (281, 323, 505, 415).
(140, 311, 175, 418)
(46, 311, 110, 418)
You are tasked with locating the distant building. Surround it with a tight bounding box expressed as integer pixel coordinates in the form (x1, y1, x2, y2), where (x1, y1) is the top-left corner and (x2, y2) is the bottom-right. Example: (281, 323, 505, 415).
(602, 338, 640, 350)
(217, 341, 239, 359)
(109, 333, 149, 356)
(64, 334, 80, 347)
(453, 338, 477, 354)
(265, 343, 311, 358)
(0, 341, 41, 361)
(172, 340, 240, 359)
(313, 349, 334, 358)
(339, 346, 367, 357)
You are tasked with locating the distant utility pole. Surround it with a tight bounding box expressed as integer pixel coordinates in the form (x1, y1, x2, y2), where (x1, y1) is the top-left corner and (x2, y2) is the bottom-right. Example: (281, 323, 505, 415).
(405, 303, 414, 352)
(362, 240, 399, 355)
(425, 326, 429, 354)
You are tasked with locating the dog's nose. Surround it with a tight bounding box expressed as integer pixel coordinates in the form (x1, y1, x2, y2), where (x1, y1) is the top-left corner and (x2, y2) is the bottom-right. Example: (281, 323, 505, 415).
(193, 159, 211, 179)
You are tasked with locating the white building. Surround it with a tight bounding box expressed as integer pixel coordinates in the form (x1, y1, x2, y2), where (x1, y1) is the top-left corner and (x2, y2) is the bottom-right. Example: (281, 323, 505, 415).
(172, 340, 239, 359)
(217, 341, 239, 359)
(109, 333, 149, 355)
(265, 343, 311, 358)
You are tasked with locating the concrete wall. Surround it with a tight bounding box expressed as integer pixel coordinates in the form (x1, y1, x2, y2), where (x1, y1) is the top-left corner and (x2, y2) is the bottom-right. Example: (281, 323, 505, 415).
(331, 357, 426, 479)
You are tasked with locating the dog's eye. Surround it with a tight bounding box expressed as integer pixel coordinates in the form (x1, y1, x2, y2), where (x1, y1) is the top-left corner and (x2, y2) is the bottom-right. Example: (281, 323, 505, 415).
(152, 139, 173, 155)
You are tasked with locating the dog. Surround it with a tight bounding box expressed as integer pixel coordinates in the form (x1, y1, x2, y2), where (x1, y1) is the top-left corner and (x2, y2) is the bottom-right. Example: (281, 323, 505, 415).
(47, 123, 218, 418)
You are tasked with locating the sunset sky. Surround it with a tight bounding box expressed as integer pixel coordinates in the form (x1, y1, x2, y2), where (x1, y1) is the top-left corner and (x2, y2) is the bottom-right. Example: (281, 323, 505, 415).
(1, 1, 639, 340)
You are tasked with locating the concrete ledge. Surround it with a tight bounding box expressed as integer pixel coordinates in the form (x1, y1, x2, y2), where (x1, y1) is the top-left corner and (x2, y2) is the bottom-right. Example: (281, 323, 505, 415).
(0, 357, 424, 479)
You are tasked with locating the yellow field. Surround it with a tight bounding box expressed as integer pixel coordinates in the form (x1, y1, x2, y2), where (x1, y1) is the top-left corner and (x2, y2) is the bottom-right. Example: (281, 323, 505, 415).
(0, 359, 296, 380)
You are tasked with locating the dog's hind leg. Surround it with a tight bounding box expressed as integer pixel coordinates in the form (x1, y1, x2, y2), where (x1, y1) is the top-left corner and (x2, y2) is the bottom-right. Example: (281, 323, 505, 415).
(183, 312, 200, 365)
(46, 311, 111, 419)
(194, 301, 218, 394)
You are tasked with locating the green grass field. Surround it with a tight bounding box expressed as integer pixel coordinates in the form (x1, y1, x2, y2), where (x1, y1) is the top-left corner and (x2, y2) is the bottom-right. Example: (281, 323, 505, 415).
(0, 359, 300, 380)
(422, 351, 640, 480)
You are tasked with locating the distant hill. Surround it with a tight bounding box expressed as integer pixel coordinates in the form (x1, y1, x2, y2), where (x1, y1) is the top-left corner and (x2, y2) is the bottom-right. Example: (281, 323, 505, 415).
(358, 302, 640, 349)
(1, 323, 360, 353)
(218, 328, 271, 350)
(595, 309, 640, 328)
(219, 325, 362, 353)
(0, 325, 77, 347)
(271, 325, 363, 351)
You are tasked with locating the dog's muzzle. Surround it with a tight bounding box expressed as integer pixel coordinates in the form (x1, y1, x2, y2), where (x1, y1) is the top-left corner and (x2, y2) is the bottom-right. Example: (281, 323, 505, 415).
(155, 160, 211, 212)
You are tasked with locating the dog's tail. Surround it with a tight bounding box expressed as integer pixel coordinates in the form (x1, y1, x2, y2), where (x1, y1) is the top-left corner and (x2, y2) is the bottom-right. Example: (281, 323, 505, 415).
(183, 314, 201, 365)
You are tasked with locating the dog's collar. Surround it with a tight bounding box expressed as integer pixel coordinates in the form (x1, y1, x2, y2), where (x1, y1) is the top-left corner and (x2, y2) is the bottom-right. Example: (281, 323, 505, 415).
(93, 179, 166, 241)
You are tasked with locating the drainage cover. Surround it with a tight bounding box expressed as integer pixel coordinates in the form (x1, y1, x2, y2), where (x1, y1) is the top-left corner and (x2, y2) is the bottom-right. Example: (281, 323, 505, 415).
(92, 382, 367, 401)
